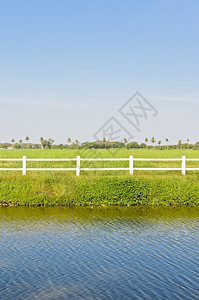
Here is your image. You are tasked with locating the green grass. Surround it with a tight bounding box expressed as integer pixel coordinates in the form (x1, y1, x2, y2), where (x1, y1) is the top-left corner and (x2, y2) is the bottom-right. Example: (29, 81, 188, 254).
(0, 149, 199, 206)
(1, 148, 199, 158)
(0, 148, 198, 172)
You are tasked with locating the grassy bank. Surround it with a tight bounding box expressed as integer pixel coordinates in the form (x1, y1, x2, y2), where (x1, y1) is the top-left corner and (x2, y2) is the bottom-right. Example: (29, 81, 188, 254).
(0, 149, 199, 206)
(0, 173, 199, 206)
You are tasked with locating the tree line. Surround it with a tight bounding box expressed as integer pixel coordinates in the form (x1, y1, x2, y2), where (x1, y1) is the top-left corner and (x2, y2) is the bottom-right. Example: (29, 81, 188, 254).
(0, 137, 198, 150)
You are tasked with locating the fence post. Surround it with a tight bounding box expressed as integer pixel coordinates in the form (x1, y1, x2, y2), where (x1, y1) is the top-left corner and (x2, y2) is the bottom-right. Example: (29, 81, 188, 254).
(182, 156, 186, 175)
(22, 156, 27, 175)
(76, 156, 80, 176)
(129, 156, 133, 175)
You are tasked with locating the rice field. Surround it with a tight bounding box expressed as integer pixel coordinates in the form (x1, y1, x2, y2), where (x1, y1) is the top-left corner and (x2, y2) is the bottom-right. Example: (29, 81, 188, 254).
(0, 148, 199, 176)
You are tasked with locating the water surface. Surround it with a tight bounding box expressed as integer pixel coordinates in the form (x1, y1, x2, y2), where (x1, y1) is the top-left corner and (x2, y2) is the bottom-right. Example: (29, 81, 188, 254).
(0, 206, 199, 299)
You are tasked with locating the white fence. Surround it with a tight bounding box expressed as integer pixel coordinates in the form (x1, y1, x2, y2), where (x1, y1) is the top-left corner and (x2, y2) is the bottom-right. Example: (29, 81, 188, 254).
(0, 156, 199, 176)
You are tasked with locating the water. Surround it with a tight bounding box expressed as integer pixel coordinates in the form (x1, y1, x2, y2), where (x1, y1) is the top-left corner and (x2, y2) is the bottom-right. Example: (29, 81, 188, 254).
(0, 206, 199, 300)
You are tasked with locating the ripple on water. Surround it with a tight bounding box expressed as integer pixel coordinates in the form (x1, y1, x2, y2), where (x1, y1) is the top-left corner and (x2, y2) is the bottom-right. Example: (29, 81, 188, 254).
(0, 206, 199, 299)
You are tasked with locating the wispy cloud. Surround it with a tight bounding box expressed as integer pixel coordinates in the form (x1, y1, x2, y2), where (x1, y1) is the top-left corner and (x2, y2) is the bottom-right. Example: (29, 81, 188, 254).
(64, 70, 94, 75)
(0, 95, 98, 109)
(0, 73, 33, 87)
(152, 93, 199, 104)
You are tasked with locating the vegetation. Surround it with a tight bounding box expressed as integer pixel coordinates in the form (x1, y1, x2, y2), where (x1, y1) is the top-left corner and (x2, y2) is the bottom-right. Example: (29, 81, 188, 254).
(0, 172, 199, 207)
(0, 149, 199, 207)
(1, 136, 199, 150)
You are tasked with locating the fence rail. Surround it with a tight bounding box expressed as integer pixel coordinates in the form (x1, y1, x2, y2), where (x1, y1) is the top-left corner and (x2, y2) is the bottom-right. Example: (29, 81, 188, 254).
(0, 155, 198, 175)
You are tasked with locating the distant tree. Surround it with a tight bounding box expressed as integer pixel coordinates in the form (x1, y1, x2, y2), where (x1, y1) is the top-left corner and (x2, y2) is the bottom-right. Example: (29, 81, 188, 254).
(67, 138, 71, 148)
(144, 138, 149, 145)
(25, 136, 30, 149)
(178, 139, 182, 150)
(128, 142, 139, 149)
(140, 143, 147, 148)
(47, 138, 54, 149)
(19, 140, 23, 148)
(158, 140, 161, 147)
(165, 138, 169, 150)
(124, 138, 128, 149)
(11, 139, 15, 144)
(40, 137, 44, 149)
(75, 139, 79, 149)
(103, 137, 107, 149)
(187, 138, 190, 150)
(40, 138, 54, 149)
(193, 141, 199, 150)
(151, 137, 156, 149)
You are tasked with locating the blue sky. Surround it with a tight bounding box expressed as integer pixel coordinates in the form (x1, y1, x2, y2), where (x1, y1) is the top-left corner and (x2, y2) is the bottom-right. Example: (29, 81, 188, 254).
(0, 0, 199, 144)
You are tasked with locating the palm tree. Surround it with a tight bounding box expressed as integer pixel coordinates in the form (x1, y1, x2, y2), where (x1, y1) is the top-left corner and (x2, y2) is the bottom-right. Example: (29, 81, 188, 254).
(144, 138, 149, 144)
(178, 139, 182, 150)
(124, 138, 128, 149)
(151, 137, 156, 149)
(67, 138, 71, 148)
(75, 139, 79, 149)
(165, 138, 169, 150)
(11, 139, 15, 144)
(47, 138, 54, 149)
(103, 137, 107, 149)
(25, 136, 30, 149)
(40, 137, 44, 149)
(158, 140, 161, 148)
(187, 138, 190, 150)
(19, 140, 23, 149)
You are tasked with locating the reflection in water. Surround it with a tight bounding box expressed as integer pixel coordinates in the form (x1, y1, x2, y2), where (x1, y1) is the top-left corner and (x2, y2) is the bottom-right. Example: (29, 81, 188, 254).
(0, 206, 199, 299)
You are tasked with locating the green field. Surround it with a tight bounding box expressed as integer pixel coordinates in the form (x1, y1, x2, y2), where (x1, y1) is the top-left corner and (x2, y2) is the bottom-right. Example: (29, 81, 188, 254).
(0, 149, 199, 206)
(1, 148, 199, 159)
(0, 148, 199, 174)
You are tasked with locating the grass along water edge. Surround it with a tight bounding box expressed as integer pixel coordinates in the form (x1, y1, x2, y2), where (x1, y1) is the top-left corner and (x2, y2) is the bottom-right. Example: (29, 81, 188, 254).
(0, 172, 199, 206)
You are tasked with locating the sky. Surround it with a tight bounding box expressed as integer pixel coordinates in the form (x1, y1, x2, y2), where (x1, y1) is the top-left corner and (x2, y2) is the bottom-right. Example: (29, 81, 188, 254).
(0, 0, 199, 144)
